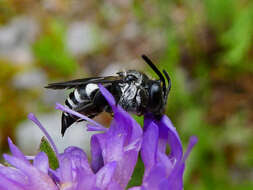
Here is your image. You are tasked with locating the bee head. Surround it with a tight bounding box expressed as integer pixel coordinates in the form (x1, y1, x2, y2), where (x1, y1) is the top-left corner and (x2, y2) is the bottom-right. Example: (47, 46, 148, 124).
(142, 55, 171, 118)
(148, 81, 164, 115)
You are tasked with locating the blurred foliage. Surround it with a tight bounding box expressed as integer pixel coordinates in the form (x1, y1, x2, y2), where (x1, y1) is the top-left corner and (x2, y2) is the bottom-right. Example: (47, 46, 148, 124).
(0, 0, 253, 189)
(0, 62, 26, 152)
(0, 0, 15, 24)
(33, 19, 77, 76)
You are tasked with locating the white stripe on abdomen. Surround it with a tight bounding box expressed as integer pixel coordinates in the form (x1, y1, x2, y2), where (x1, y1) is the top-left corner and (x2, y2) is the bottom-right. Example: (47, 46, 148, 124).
(86, 83, 99, 97)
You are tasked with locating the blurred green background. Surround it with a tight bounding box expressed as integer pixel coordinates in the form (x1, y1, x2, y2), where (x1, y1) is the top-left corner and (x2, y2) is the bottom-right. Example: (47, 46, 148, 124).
(0, 0, 253, 189)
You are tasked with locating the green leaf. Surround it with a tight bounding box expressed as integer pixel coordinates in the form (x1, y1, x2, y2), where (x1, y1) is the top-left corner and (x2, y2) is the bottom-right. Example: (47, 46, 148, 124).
(39, 137, 59, 170)
(221, 2, 253, 66)
(127, 154, 144, 188)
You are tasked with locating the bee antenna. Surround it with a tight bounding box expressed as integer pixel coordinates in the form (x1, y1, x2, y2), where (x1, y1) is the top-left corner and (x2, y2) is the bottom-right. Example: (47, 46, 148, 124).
(141, 54, 167, 95)
(162, 70, 171, 99)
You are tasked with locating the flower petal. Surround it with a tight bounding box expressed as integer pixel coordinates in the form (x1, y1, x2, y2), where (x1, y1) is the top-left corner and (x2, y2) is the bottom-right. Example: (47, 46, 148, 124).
(58, 156, 73, 183)
(33, 152, 49, 174)
(141, 121, 159, 180)
(0, 173, 24, 190)
(7, 138, 29, 164)
(166, 136, 198, 190)
(28, 113, 59, 157)
(98, 84, 116, 108)
(90, 135, 104, 173)
(0, 165, 27, 186)
(3, 154, 58, 190)
(182, 136, 198, 163)
(75, 168, 96, 190)
(157, 115, 183, 161)
(96, 161, 117, 189)
(63, 146, 93, 175)
(128, 187, 143, 190)
(87, 124, 107, 132)
(89, 85, 143, 189)
(142, 164, 167, 190)
(107, 180, 123, 190)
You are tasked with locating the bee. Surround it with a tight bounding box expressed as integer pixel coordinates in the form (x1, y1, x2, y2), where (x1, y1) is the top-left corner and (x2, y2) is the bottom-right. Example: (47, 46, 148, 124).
(45, 55, 171, 136)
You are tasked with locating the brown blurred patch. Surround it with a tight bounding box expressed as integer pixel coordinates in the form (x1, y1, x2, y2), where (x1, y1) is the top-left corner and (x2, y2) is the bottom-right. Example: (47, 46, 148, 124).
(207, 73, 253, 125)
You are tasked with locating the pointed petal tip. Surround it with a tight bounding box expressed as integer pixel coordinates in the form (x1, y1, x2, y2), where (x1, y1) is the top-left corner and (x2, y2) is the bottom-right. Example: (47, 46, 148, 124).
(28, 112, 36, 121)
(182, 135, 198, 163)
(6, 137, 28, 163)
(3, 154, 12, 163)
(55, 102, 63, 110)
(28, 112, 59, 156)
(190, 136, 198, 146)
(7, 137, 13, 145)
(7, 137, 15, 152)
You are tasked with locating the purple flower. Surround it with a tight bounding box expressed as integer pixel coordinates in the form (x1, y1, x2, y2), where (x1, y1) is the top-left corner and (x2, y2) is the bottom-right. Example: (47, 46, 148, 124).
(0, 138, 57, 190)
(0, 84, 197, 190)
(129, 115, 197, 190)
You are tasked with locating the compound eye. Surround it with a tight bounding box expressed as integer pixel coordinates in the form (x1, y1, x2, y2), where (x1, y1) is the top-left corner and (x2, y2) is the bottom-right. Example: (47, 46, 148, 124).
(149, 83, 162, 109)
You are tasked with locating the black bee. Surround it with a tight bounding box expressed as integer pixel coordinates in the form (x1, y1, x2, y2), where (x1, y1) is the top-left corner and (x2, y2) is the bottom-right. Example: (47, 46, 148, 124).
(45, 55, 171, 136)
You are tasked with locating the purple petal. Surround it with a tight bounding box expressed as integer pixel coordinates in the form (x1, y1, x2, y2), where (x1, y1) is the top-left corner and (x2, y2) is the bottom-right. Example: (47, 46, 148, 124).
(141, 121, 159, 180)
(128, 187, 143, 190)
(124, 137, 142, 152)
(25, 156, 35, 160)
(101, 128, 125, 163)
(0, 173, 24, 190)
(33, 152, 49, 174)
(142, 114, 197, 190)
(182, 136, 198, 163)
(98, 84, 116, 108)
(113, 149, 139, 188)
(142, 164, 167, 189)
(156, 151, 173, 176)
(89, 85, 142, 188)
(90, 135, 104, 173)
(3, 154, 31, 173)
(3, 154, 58, 190)
(156, 115, 183, 162)
(63, 146, 93, 174)
(99, 84, 142, 143)
(166, 136, 198, 190)
(55, 103, 106, 131)
(7, 138, 29, 164)
(48, 168, 60, 184)
(0, 165, 27, 186)
(91, 120, 125, 166)
(58, 157, 73, 183)
(166, 164, 184, 190)
(28, 113, 59, 157)
(95, 161, 117, 189)
(75, 168, 96, 190)
(113, 107, 142, 145)
(107, 180, 123, 190)
(91, 130, 125, 172)
(158, 179, 170, 190)
(63, 147, 88, 161)
(92, 116, 140, 188)
(87, 124, 108, 132)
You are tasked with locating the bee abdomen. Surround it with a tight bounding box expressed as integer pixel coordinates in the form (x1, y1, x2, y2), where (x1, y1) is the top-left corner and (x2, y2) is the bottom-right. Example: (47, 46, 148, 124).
(61, 112, 76, 136)
(65, 89, 86, 109)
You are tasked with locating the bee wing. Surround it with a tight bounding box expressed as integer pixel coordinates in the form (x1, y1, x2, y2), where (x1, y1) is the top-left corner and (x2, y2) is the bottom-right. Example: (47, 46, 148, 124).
(45, 76, 123, 90)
